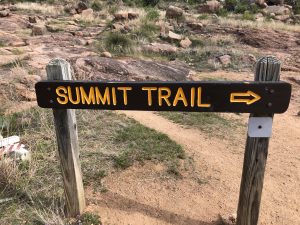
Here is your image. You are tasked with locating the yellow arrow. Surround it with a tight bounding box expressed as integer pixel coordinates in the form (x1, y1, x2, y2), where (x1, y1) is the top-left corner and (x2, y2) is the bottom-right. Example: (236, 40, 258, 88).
(230, 91, 261, 105)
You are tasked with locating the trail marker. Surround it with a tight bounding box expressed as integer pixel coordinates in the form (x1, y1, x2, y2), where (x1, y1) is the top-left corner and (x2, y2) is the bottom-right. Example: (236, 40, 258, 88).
(38, 56, 291, 224)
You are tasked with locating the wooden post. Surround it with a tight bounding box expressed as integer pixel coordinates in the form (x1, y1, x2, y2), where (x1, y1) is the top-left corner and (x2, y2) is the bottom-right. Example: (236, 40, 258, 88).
(236, 56, 281, 225)
(46, 58, 85, 217)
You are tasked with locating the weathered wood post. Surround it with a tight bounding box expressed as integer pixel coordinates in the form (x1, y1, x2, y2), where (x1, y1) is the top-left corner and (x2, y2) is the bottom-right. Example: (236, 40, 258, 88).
(46, 58, 85, 216)
(237, 56, 281, 225)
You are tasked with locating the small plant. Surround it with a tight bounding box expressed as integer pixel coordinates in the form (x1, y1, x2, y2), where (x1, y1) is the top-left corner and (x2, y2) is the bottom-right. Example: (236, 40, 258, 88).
(242, 11, 255, 21)
(216, 8, 228, 17)
(234, 3, 248, 14)
(143, 0, 160, 6)
(80, 212, 102, 225)
(91, 0, 102, 11)
(224, 0, 238, 11)
(145, 8, 160, 21)
(134, 22, 159, 41)
(198, 13, 209, 20)
(104, 32, 134, 55)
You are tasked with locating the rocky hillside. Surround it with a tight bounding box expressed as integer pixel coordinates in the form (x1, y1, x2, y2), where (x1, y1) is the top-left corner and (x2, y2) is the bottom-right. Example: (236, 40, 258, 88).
(0, 0, 300, 114)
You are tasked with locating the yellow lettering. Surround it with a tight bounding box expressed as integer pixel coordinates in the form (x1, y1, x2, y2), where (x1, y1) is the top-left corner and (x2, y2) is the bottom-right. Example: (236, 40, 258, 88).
(80, 86, 96, 105)
(173, 87, 188, 107)
(142, 87, 157, 106)
(117, 87, 132, 106)
(95, 87, 110, 105)
(56, 86, 68, 104)
(68, 86, 80, 104)
(190, 87, 195, 107)
(197, 87, 211, 107)
(158, 87, 171, 106)
(112, 87, 117, 105)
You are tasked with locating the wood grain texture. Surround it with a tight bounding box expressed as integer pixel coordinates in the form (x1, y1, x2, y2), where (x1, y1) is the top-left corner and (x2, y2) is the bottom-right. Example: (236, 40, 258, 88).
(237, 56, 281, 225)
(46, 58, 85, 217)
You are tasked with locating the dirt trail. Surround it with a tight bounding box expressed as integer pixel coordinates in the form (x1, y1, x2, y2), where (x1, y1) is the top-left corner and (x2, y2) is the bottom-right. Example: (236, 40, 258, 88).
(87, 105, 300, 225)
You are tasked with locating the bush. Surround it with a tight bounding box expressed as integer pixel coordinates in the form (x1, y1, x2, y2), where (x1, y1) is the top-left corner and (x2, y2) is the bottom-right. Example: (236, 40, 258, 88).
(224, 0, 238, 11)
(146, 8, 160, 21)
(242, 11, 255, 21)
(134, 22, 160, 41)
(143, 0, 160, 6)
(104, 32, 134, 55)
(91, 0, 102, 11)
(235, 3, 248, 14)
(216, 8, 228, 17)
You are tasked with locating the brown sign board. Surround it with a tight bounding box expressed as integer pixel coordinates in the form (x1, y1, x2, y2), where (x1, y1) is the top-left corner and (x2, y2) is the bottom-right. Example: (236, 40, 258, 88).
(35, 81, 291, 114)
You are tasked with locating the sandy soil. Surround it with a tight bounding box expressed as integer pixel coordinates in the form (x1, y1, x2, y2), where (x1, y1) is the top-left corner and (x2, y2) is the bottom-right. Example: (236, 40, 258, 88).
(84, 70, 300, 225)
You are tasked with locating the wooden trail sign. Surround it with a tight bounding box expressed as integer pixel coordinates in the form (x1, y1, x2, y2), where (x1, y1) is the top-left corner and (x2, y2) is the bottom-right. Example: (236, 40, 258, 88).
(40, 56, 291, 224)
(35, 81, 291, 114)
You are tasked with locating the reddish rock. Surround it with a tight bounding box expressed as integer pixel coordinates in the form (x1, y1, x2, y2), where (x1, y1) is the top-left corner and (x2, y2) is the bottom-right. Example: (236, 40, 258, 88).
(101, 51, 112, 58)
(166, 6, 183, 19)
(21, 75, 41, 88)
(143, 43, 177, 54)
(198, 0, 222, 13)
(180, 37, 192, 48)
(187, 22, 203, 31)
(218, 55, 231, 65)
(114, 12, 128, 20)
(168, 31, 182, 41)
(31, 25, 45, 36)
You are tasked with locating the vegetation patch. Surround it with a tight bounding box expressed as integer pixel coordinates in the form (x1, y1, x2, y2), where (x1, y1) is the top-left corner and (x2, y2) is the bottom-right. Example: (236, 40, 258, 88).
(159, 111, 239, 137)
(0, 108, 185, 224)
(103, 32, 135, 55)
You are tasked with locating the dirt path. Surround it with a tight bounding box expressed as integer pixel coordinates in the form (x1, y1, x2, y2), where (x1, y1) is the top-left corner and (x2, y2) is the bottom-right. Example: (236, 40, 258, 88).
(86, 103, 300, 225)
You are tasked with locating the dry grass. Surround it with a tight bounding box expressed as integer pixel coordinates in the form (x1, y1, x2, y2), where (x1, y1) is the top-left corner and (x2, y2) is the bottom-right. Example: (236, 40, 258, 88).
(0, 108, 185, 223)
(15, 3, 64, 16)
(215, 17, 300, 33)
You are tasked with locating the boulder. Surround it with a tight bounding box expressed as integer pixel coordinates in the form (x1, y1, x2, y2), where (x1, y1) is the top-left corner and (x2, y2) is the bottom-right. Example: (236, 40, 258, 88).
(274, 14, 290, 21)
(73, 56, 190, 81)
(187, 22, 203, 31)
(101, 51, 112, 58)
(81, 8, 94, 18)
(180, 37, 192, 48)
(31, 25, 45, 36)
(218, 55, 231, 65)
(263, 5, 291, 15)
(255, 0, 267, 8)
(198, 0, 222, 13)
(128, 12, 139, 20)
(168, 31, 182, 41)
(166, 6, 184, 19)
(0, 9, 10, 17)
(142, 42, 178, 54)
(114, 12, 128, 20)
(46, 24, 61, 32)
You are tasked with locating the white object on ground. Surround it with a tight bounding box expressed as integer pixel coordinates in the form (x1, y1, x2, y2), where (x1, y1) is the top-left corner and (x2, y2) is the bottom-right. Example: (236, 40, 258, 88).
(0, 136, 20, 148)
(0, 136, 31, 161)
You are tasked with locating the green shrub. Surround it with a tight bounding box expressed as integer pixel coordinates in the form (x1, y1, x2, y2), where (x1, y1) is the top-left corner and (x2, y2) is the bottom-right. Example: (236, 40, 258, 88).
(80, 212, 102, 225)
(91, 0, 102, 11)
(134, 22, 160, 40)
(242, 11, 255, 21)
(104, 32, 134, 55)
(234, 3, 248, 13)
(143, 0, 160, 6)
(224, 0, 238, 11)
(198, 13, 209, 20)
(146, 8, 160, 21)
(216, 8, 228, 17)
